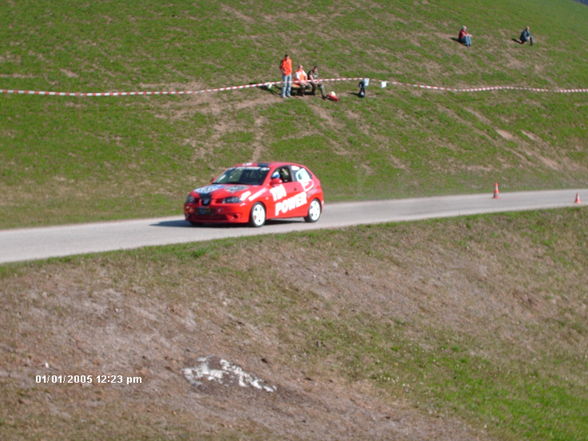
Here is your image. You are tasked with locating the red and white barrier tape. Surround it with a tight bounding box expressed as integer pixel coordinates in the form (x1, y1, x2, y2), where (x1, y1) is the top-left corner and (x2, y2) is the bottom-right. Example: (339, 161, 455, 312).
(388, 80, 588, 93)
(0, 78, 361, 97)
(1, 77, 586, 96)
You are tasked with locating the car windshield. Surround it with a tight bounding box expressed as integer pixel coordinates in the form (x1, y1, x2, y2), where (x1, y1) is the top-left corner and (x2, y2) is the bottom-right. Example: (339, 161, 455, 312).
(213, 167, 270, 186)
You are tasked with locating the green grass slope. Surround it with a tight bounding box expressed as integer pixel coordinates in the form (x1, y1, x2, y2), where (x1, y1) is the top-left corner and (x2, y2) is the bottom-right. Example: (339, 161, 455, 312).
(1, 209, 587, 440)
(1, 0, 587, 228)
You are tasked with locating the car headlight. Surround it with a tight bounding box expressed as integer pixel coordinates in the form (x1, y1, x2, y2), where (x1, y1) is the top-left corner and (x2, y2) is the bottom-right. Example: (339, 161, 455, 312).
(221, 196, 242, 204)
(186, 194, 197, 204)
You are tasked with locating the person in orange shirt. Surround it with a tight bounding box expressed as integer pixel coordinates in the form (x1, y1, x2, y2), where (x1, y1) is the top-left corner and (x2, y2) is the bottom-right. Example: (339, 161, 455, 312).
(294, 64, 310, 96)
(279, 54, 292, 98)
(293, 65, 310, 96)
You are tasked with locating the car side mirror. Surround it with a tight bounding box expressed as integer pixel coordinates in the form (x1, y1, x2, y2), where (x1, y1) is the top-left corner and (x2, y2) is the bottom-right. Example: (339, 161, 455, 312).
(210, 177, 215, 183)
(270, 177, 282, 186)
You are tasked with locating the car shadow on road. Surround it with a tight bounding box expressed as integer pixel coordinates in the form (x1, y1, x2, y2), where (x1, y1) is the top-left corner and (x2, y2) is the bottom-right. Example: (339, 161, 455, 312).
(150, 220, 193, 228)
(151, 219, 303, 228)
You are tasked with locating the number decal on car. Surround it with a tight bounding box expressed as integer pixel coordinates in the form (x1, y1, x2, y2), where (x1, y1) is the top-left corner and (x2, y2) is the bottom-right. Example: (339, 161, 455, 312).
(269, 184, 287, 202)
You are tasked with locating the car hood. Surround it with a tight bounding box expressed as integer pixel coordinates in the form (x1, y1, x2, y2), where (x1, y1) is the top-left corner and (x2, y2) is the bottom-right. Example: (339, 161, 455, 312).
(191, 184, 264, 200)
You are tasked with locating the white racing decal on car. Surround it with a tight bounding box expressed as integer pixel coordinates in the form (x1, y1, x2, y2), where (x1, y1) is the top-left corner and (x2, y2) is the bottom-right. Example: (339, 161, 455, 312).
(269, 184, 287, 202)
(301, 180, 314, 192)
(248, 189, 266, 201)
(240, 191, 252, 201)
(194, 184, 248, 194)
(275, 192, 307, 216)
(225, 185, 249, 193)
(194, 184, 224, 193)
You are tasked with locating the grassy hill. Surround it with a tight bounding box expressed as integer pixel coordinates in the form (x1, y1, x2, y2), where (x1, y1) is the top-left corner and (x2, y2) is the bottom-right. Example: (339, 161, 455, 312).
(1, 0, 587, 228)
(1, 208, 587, 440)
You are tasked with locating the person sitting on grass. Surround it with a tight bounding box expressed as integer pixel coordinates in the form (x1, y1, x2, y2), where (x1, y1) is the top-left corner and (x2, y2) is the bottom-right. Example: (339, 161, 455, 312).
(293, 65, 310, 96)
(458, 25, 472, 47)
(307, 66, 326, 99)
(519, 26, 534, 45)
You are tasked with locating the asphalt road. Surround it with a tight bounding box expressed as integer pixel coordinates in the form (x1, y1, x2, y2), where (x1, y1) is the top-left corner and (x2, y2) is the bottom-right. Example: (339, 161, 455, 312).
(0, 189, 585, 264)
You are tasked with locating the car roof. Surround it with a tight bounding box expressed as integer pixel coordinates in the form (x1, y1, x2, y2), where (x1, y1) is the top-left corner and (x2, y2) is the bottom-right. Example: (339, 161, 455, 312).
(232, 162, 305, 169)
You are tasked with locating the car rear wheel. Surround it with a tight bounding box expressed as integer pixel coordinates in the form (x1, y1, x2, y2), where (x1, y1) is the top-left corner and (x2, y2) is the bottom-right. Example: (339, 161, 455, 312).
(249, 203, 266, 227)
(304, 199, 321, 223)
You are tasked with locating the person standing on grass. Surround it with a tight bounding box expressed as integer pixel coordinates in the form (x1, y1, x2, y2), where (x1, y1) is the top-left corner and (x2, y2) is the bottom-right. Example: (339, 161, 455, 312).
(279, 54, 292, 98)
(458, 25, 472, 47)
(519, 26, 534, 45)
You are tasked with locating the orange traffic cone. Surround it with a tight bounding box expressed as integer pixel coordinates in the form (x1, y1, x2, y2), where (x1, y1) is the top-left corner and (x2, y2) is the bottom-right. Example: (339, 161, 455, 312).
(574, 193, 581, 204)
(493, 182, 500, 199)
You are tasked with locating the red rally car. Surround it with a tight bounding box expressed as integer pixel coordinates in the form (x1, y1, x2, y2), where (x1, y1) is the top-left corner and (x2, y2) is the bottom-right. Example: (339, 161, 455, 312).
(184, 162, 324, 227)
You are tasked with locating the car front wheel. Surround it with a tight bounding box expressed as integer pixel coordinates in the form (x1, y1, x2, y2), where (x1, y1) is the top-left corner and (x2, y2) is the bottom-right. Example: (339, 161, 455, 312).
(304, 199, 322, 223)
(249, 203, 266, 227)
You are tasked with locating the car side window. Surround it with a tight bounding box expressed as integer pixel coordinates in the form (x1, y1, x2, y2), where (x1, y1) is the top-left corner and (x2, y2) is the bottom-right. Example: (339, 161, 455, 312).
(277, 166, 292, 183)
(294, 167, 312, 182)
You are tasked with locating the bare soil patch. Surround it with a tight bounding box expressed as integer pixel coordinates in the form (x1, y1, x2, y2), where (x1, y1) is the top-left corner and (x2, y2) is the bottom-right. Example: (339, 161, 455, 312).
(1, 262, 485, 441)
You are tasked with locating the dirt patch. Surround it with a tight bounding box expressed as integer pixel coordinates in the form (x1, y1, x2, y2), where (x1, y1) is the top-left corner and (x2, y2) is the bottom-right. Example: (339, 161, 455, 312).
(504, 53, 526, 70)
(517, 145, 563, 170)
(309, 103, 346, 132)
(308, 104, 353, 157)
(0, 73, 35, 78)
(0, 262, 487, 441)
(514, 130, 582, 171)
(221, 5, 256, 25)
(495, 128, 515, 141)
(463, 107, 493, 125)
(60, 69, 78, 78)
(521, 130, 542, 143)
(250, 115, 267, 162)
(155, 89, 275, 163)
(437, 105, 495, 143)
(234, 94, 276, 111)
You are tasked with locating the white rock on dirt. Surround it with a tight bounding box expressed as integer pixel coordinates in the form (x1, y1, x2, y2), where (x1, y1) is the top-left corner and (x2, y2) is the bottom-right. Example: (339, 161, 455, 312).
(182, 356, 276, 393)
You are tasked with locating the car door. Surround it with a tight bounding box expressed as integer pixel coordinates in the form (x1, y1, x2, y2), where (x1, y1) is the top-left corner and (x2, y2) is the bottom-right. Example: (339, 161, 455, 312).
(290, 165, 315, 216)
(269, 166, 306, 218)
